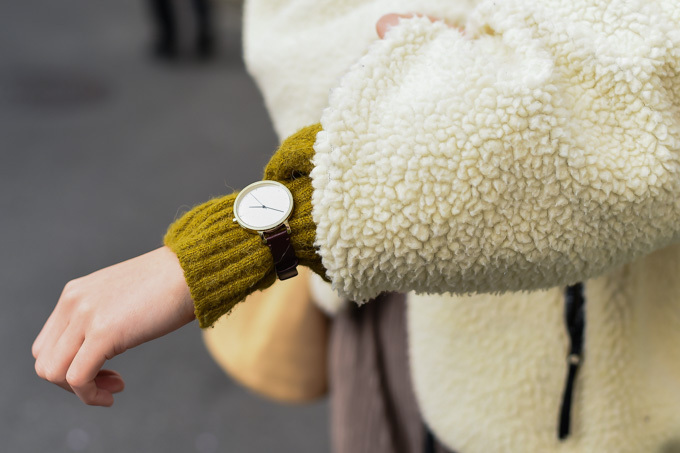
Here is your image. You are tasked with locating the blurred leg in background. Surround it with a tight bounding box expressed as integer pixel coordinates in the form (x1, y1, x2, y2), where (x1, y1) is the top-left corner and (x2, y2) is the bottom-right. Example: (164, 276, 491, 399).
(147, 0, 216, 60)
(193, 0, 216, 59)
(148, 0, 178, 58)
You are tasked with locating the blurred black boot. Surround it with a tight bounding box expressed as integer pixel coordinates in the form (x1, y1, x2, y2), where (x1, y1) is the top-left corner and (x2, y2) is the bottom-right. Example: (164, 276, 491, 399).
(193, 0, 216, 60)
(148, 0, 178, 60)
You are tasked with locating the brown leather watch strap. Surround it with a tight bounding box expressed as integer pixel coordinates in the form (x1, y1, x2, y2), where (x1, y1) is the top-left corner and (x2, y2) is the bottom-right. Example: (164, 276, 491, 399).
(264, 226, 299, 280)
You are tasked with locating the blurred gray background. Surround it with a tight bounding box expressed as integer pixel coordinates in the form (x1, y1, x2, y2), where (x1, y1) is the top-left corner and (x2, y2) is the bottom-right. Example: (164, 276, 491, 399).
(0, 0, 329, 451)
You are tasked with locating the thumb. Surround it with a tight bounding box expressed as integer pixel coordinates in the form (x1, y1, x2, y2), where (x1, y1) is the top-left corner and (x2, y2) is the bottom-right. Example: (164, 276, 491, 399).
(94, 370, 125, 394)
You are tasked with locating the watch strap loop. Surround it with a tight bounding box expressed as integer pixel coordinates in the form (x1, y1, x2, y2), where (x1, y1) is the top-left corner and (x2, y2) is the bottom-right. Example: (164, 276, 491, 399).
(264, 226, 299, 280)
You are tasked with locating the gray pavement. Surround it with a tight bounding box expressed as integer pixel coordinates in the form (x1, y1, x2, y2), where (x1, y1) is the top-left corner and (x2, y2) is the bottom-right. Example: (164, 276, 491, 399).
(0, 0, 329, 452)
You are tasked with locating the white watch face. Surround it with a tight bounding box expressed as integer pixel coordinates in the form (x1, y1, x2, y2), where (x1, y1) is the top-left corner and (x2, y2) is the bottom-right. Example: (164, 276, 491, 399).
(234, 180, 294, 231)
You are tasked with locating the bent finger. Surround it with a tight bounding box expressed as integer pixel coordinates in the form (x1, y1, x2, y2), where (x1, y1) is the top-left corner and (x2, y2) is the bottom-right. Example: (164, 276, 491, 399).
(32, 307, 70, 359)
(33, 282, 83, 358)
(34, 323, 83, 393)
(66, 339, 115, 407)
(94, 370, 125, 394)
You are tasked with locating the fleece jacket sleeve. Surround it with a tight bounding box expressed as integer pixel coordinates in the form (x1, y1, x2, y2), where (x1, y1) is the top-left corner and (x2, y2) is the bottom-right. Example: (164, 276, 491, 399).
(310, 0, 680, 303)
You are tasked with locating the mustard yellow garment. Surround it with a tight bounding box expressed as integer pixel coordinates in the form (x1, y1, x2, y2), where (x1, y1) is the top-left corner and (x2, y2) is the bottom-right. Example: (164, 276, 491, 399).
(164, 124, 324, 328)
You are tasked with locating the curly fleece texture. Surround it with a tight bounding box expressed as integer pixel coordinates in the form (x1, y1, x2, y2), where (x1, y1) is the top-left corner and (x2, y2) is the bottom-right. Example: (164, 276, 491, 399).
(239, 0, 680, 450)
(165, 125, 324, 328)
(311, 2, 680, 304)
(288, 0, 680, 450)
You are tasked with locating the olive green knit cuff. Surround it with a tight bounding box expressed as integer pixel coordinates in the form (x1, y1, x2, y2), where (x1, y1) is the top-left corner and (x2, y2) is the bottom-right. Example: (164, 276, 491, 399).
(164, 124, 325, 328)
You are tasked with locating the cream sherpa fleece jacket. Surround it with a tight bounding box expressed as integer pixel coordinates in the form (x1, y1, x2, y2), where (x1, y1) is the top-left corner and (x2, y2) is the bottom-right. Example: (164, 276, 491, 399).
(244, 0, 680, 451)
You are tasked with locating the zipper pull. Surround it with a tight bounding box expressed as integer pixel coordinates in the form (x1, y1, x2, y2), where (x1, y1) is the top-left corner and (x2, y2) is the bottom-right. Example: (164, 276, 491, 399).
(559, 283, 585, 440)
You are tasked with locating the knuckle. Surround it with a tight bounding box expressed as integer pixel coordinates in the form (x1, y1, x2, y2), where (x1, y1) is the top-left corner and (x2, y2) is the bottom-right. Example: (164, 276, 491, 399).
(60, 279, 86, 304)
(61, 279, 78, 295)
(42, 365, 64, 384)
(34, 360, 46, 378)
(72, 301, 93, 319)
(65, 369, 87, 389)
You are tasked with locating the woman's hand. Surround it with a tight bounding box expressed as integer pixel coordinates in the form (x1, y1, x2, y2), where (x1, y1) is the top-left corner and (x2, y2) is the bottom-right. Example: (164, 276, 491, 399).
(32, 246, 195, 406)
(376, 13, 463, 39)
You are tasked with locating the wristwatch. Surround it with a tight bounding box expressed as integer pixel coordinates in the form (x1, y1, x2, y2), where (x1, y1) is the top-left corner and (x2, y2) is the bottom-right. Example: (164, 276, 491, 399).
(233, 180, 299, 280)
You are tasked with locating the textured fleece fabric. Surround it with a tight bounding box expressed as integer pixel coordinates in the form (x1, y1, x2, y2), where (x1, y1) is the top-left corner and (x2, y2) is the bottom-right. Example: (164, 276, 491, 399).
(311, 9, 680, 303)
(165, 125, 324, 328)
(242, 0, 680, 451)
(408, 243, 680, 452)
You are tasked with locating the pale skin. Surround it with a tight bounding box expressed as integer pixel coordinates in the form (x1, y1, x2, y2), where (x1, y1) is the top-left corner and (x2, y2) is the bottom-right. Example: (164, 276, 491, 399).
(32, 13, 458, 407)
(32, 246, 195, 406)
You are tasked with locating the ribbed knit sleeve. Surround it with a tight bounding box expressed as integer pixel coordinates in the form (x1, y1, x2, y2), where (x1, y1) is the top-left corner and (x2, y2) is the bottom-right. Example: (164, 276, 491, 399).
(165, 124, 325, 328)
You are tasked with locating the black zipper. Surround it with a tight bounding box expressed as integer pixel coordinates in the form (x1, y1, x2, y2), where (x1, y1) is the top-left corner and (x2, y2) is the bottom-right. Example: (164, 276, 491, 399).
(424, 423, 436, 453)
(558, 282, 586, 440)
(424, 283, 587, 450)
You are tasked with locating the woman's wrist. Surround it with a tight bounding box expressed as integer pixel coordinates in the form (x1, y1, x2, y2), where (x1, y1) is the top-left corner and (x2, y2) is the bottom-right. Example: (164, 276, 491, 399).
(165, 124, 325, 328)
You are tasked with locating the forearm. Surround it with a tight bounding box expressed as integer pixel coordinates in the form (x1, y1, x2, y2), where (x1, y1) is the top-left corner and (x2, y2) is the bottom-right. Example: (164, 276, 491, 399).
(169, 0, 680, 323)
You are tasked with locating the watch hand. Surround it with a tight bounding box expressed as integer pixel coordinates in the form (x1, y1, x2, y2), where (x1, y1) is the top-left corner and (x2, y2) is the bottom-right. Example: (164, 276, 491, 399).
(249, 193, 265, 206)
(248, 204, 284, 213)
